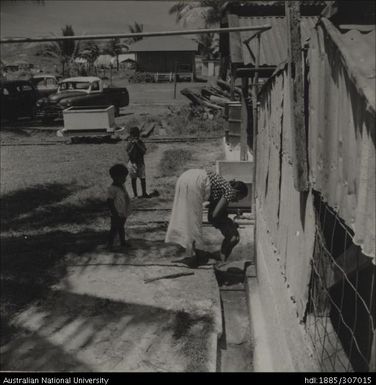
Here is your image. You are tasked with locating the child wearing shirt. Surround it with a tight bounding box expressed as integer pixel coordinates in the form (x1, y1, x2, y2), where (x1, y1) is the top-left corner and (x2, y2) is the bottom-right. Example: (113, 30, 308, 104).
(126, 126, 150, 198)
(107, 164, 131, 249)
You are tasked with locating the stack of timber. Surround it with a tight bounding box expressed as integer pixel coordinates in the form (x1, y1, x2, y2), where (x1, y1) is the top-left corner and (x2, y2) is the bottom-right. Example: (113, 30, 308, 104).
(180, 80, 241, 117)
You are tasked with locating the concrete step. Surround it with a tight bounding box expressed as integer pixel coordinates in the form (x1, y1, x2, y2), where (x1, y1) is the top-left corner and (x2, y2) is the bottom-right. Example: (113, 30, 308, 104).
(1, 250, 222, 372)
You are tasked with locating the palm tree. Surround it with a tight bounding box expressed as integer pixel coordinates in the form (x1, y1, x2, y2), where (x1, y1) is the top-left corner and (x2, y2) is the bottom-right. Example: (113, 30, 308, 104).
(41, 25, 80, 76)
(79, 40, 100, 74)
(128, 22, 144, 42)
(169, 0, 229, 27)
(194, 29, 219, 60)
(103, 38, 128, 71)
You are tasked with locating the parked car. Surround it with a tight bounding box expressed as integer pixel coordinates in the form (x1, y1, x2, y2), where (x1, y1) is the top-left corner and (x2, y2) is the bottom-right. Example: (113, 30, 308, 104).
(30, 74, 60, 98)
(0, 79, 38, 121)
(36, 76, 129, 122)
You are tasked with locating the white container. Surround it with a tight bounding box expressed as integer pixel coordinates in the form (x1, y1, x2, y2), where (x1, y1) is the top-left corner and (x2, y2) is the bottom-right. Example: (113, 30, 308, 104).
(61, 105, 116, 136)
(223, 136, 253, 162)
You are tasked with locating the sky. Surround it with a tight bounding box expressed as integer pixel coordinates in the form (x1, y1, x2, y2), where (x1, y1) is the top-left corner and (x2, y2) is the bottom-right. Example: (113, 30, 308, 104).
(0, 0, 186, 39)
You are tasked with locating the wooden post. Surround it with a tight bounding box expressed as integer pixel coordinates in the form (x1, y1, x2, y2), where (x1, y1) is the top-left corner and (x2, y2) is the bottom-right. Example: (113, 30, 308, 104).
(286, 1, 309, 191)
(252, 33, 261, 260)
(240, 76, 249, 161)
(173, 62, 177, 99)
(230, 66, 237, 100)
(370, 331, 376, 372)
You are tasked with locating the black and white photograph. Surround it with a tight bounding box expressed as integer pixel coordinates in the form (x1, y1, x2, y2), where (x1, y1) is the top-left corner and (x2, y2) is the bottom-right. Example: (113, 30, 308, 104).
(0, 0, 375, 379)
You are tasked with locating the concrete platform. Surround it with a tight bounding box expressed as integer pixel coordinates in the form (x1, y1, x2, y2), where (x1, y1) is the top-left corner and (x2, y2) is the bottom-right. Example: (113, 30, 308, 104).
(0, 228, 222, 372)
(0, 221, 254, 372)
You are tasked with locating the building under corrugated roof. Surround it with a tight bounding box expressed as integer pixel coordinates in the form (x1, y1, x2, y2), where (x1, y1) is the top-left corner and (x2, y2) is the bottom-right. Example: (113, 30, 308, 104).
(94, 54, 113, 68)
(234, 16, 318, 67)
(117, 53, 136, 64)
(127, 36, 198, 77)
(219, 1, 324, 78)
(224, 1, 326, 16)
(128, 36, 198, 53)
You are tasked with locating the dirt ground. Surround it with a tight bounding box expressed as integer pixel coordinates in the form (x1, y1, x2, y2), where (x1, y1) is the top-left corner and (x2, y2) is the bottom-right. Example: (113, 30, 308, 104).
(0, 82, 231, 371)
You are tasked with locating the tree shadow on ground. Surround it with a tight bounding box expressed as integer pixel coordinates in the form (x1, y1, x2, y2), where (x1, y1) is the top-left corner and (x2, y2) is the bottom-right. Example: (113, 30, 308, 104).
(1, 289, 215, 372)
(1, 194, 106, 232)
(0, 316, 92, 371)
(1, 230, 108, 323)
(65, 238, 188, 269)
(1, 182, 79, 224)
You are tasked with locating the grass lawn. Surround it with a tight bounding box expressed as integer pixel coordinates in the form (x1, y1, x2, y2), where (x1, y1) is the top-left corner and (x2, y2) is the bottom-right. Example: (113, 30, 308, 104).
(0, 78, 227, 353)
(0, 136, 224, 332)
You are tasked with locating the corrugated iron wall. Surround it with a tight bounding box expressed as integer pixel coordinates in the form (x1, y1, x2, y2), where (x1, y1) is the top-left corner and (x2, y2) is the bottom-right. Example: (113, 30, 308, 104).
(308, 23, 375, 260)
(255, 19, 375, 371)
(256, 67, 316, 320)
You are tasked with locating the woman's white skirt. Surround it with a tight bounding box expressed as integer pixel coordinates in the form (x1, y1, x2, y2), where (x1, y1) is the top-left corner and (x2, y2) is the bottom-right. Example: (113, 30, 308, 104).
(165, 169, 210, 253)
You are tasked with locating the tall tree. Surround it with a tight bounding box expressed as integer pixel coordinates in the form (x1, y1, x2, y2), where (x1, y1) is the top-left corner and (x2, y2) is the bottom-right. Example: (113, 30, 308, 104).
(79, 40, 100, 74)
(194, 29, 219, 60)
(128, 22, 144, 42)
(41, 25, 80, 76)
(169, 0, 229, 26)
(103, 38, 128, 71)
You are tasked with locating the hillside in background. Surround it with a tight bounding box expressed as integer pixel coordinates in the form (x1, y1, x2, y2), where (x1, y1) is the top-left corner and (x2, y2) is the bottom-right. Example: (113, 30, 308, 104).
(1, 42, 58, 77)
(1, 39, 113, 78)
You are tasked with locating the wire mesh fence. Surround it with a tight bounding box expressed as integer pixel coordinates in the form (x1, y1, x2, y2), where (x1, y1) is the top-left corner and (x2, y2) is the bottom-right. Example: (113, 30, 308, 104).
(305, 192, 375, 372)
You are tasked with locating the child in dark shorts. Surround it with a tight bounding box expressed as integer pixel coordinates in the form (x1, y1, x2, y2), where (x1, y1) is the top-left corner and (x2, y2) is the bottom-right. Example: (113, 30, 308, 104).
(126, 126, 149, 198)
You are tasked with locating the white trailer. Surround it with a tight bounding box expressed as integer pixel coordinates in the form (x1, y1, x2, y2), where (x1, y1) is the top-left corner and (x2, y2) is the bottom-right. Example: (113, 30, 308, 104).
(57, 105, 124, 143)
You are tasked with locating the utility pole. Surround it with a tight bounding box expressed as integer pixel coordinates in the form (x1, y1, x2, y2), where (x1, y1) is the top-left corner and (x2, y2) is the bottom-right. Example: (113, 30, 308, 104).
(173, 61, 177, 99)
(285, 0, 308, 191)
(240, 77, 249, 161)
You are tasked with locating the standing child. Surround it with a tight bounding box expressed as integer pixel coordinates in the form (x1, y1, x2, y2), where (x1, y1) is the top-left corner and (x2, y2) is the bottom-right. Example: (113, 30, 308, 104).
(126, 126, 150, 198)
(107, 164, 131, 249)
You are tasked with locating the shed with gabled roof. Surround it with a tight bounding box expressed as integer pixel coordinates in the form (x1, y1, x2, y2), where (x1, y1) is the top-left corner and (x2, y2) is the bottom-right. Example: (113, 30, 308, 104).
(128, 36, 198, 78)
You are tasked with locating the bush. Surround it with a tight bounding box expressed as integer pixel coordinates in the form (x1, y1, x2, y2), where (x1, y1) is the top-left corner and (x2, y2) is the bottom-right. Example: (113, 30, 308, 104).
(158, 149, 192, 177)
(164, 105, 225, 137)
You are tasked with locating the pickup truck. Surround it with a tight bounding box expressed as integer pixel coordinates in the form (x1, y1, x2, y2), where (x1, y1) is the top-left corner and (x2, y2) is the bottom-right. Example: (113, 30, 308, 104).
(36, 76, 129, 122)
(30, 74, 60, 98)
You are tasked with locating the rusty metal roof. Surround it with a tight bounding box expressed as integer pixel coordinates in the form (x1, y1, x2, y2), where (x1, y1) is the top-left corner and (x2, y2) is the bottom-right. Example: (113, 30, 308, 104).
(233, 16, 318, 67)
(224, 1, 326, 16)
